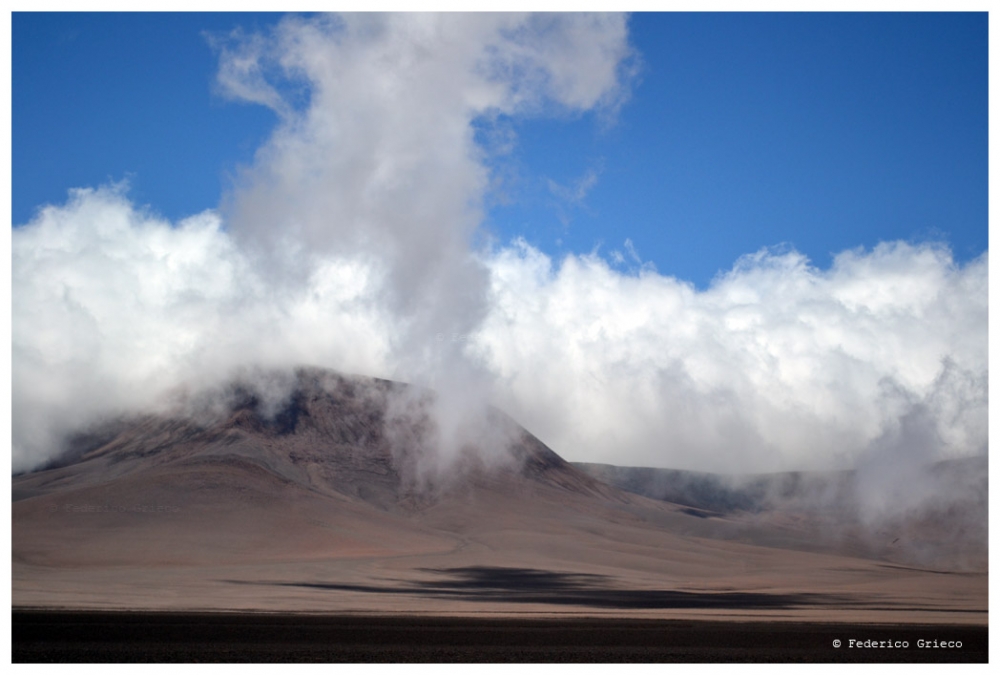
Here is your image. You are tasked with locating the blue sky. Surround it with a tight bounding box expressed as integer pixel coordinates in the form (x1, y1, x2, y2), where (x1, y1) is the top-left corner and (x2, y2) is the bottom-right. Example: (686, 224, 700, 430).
(13, 13, 278, 231)
(13, 12, 987, 288)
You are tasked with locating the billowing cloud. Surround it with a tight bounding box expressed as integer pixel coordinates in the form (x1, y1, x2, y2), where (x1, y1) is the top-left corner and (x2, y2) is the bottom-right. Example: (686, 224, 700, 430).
(12, 13, 987, 490)
(11, 185, 395, 472)
(216, 13, 634, 397)
(475, 240, 987, 474)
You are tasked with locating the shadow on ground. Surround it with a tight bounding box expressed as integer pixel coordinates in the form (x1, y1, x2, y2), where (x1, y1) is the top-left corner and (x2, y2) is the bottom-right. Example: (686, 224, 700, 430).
(225, 566, 856, 610)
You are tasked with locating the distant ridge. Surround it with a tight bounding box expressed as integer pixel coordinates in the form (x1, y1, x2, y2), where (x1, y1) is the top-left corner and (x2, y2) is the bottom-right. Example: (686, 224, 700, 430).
(573, 458, 987, 571)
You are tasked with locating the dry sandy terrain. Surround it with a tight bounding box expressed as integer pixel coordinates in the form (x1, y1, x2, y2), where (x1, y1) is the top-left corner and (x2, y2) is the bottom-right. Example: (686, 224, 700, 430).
(12, 370, 987, 628)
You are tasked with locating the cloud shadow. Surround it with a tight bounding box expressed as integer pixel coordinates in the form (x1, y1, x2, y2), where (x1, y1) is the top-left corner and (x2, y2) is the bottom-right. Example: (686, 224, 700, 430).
(225, 566, 860, 611)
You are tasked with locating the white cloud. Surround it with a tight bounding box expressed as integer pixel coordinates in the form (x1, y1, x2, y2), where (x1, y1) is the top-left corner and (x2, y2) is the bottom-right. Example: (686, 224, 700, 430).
(11, 13, 987, 486)
(12, 186, 394, 472)
(474, 240, 987, 473)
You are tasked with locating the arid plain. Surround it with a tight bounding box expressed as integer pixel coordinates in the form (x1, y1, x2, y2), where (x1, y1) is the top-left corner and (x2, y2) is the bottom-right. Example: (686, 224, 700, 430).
(13, 369, 985, 629)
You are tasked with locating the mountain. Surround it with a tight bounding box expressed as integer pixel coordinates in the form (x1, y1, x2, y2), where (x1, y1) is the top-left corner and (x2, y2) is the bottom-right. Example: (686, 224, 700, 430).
(15, 369, 618, 511)
(574, 459, 987, 572)
(11, 368, 986, 621)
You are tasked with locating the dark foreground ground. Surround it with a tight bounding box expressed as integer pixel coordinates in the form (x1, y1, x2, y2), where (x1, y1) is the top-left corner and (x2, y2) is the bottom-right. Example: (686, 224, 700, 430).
(12, 610, 987, 663)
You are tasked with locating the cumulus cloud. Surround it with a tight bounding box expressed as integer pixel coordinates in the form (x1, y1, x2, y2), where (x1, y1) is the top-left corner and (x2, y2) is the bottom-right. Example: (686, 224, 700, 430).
(11, 184, 395, 471)
(474, 240, 987, 474)
(11, 12, 987, 492)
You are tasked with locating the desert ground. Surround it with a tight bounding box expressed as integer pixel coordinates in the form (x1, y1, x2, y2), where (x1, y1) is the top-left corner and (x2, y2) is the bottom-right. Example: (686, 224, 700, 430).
(11, 369, 987, 661)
